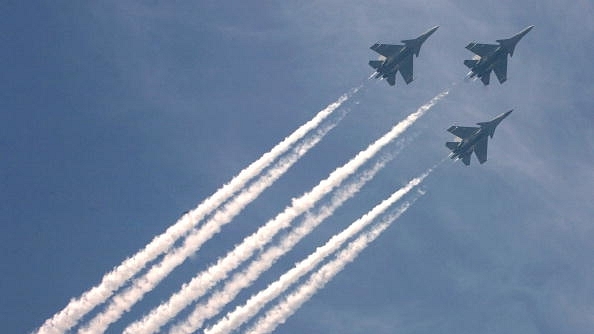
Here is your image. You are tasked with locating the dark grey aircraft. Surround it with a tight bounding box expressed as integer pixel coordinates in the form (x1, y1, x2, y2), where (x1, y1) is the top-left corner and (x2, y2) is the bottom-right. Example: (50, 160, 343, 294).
(446, 110, 513, 165)
(369, 26, 439, 86)
(464, 25, 533, 85)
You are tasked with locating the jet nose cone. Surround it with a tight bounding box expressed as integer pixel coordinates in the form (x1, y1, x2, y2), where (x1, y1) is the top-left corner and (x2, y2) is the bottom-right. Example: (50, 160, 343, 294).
(491, 110, 513, 126)
(426, 26, 439, 36)
(497, 109, 513, 120)
(417, 26, 439, 45)
(517, 25, 534, 38)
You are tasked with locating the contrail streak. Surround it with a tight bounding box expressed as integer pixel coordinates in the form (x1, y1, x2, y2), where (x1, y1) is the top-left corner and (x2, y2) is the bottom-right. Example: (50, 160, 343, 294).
(127, 89, 447, 334)
(148, 90, 446, 334)
(35, 90, 356, 334)
(247, 194, 427, 334)
(205, 171, 429, 334)
(163, 156, 393, 334)
(78, 119, 341, 334)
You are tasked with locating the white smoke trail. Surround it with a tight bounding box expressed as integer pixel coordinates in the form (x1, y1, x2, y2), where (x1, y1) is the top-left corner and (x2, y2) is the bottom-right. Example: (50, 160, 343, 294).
(78, 119, 340, 334)
(126, 89, 447, 334)
(137, 89, 446, 334)
(162, 156, 392, 334)
(247, 192, 427, 334)
(35, 90, 356, 334)
(205, 172, 428, 334)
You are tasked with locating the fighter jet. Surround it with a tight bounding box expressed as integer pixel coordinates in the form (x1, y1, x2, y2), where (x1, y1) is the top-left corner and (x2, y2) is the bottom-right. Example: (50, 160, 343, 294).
(464, 25, 533, 85)
(446, 110, 513, 165)
(369, 26, 439, 86)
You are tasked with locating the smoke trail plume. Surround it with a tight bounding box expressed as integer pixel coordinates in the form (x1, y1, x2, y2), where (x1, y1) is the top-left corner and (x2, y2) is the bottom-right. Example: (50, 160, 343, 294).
(205, 172, 428, 334)
(125, 89, 447, 334)
(35, 90, 356, 334)
(163, 157, 392, 334)
(247, 195, 426, 334)
(78, 120, 339, 334)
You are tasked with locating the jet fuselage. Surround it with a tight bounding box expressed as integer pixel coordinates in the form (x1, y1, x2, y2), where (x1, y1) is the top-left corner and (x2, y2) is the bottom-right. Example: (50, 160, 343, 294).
(375, 47, 414, 78)
(465, 26, 533, 84)
(369, 26, 438, 85)
(466, 47, 507, 79)
(449, 129, 483, 159)
(446, 110, 513, 165)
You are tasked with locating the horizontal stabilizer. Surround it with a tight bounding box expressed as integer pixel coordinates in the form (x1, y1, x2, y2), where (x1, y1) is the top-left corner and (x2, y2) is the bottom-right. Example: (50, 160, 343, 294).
(464, 59, 479, 69)
(369, 60, 383, 70)
(446, 141, 459, 151)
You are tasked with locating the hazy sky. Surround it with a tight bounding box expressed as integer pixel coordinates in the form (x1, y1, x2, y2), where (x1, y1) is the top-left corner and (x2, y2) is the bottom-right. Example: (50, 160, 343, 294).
(2, 1, 593, 333)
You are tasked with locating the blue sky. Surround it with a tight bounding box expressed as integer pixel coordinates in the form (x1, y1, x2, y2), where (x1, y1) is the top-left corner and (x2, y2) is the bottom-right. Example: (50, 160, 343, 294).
(2, 1, 593, 333)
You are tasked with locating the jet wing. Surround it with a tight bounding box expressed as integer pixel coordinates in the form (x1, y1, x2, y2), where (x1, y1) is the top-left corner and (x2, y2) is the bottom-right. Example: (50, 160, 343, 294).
(493, 58, 508, 83)
(465, 42, 498, 57)
(474, 136, 488, 164)
(447, 126, 479, 139)
(399, 55, 414, 84)
(370, 43, 404, 58)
